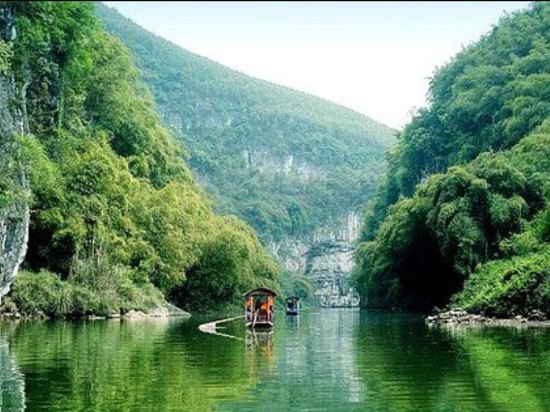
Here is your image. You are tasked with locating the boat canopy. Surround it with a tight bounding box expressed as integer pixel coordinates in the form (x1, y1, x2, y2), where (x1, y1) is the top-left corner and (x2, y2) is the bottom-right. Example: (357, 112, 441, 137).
(243, 287, 278, 298)
(286, 296, 301, 303)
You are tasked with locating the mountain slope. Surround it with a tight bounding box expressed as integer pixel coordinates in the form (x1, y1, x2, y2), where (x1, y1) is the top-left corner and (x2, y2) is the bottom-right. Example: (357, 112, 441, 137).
(0, 2, 277, 316)
(96, 3, 395, 244)
(354, 2, 550, 315)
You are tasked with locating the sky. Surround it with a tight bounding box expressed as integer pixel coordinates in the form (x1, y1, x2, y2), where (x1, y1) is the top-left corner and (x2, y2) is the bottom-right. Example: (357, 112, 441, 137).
(105, 1, 531, 130)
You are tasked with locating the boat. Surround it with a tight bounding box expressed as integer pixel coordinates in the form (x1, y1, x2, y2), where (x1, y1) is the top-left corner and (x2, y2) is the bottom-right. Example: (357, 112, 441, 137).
(244, 287, 277, 329)
(285, 296, 300, 315)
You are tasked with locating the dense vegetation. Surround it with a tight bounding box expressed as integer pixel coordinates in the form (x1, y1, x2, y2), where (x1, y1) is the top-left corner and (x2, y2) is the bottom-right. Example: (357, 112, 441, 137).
(354, 2, 550, 316)
(97, 4, 395, 242)
(1, 2, 278, 317)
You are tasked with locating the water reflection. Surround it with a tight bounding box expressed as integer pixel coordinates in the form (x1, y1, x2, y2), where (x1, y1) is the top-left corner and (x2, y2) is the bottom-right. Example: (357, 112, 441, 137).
(354, 311, 550, 412)
(0, 311, 548, 411)
(0, 330, 25, 411)
(447, 326, 549, 412)
(244, 329, 277, 385)
(3, 318, 259, 411)
(219, 309, 364, 411)
(284, 314, 300, 328)
(245, 330, 274, 348)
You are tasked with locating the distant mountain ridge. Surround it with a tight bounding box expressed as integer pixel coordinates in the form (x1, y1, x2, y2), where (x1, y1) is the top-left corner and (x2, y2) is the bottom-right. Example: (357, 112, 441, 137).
(97, 3, 395, 243)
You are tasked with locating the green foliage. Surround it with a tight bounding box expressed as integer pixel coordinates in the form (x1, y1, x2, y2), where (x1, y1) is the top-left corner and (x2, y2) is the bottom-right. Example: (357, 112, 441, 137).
(10, 1, 98, 135)
(170, 216, 279, 311)
(0, 39, 12, 75)
(453, 247, 550, 317)
(540, 208, 550, 241)
(96, 3, 395, 242)
(4, 2, 279, 316)
(11, 267, 163, 318)
(355, 122, 550, 310)
(277, 270, 315, 307)
(354, 3, 550, 313)
(364, 3, 550, 239)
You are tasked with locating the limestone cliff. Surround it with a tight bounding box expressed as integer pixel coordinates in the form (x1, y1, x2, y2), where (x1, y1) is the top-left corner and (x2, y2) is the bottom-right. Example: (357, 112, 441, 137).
(0, 4, 30, 303)
(270, 211, 361, 307)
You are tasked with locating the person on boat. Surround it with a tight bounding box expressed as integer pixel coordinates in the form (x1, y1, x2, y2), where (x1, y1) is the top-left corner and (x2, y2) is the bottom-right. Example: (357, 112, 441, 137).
(246, 297, 253, 320)
(258, 298, 269, 320)
(267, 296, 274, 320)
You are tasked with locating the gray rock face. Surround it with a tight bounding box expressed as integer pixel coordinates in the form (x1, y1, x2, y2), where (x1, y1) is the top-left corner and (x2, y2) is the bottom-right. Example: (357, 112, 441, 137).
(242, 150, 324, 183)
(152, 71, 367, 308)
(0, 4, 30, 304)
(270, 211, 361, 307)
(0, 6, 17, 42)
(0, 177, 29, 301)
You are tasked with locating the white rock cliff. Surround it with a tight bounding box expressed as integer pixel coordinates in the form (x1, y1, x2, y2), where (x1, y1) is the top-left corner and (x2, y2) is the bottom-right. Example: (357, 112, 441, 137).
(0, 5, 30, 303)
(270, 211, 361, 307)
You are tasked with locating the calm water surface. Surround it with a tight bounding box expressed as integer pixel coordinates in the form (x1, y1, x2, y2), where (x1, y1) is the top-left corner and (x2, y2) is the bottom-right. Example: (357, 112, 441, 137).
(0, 309, 548, 411)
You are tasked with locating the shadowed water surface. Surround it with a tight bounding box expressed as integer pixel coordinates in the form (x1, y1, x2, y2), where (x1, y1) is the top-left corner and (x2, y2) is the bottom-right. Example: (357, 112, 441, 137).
(0, 309, 548, 411)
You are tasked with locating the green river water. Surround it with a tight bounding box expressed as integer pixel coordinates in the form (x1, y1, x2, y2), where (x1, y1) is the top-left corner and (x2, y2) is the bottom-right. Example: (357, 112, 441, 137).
(0, 309, 548, 411)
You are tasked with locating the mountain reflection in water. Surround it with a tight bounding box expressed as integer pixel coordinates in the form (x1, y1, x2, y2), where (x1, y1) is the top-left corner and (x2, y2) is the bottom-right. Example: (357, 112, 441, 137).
(0, 309, 548, 411)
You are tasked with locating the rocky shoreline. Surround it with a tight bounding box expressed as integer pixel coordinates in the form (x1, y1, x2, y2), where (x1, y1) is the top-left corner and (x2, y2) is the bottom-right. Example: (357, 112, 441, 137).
(426, 308, 550, 327)
(0, 302, 190, 321)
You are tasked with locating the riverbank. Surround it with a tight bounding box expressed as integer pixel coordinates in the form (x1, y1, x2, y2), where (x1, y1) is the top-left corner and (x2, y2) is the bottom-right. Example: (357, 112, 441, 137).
(0, 301, 190, 321)
(426, 309, 550, 327)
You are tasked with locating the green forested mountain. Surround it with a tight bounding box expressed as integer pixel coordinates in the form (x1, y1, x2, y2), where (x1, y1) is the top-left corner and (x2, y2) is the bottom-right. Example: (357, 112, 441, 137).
(354, 2, 550, 315)
(1, 2, 278, 315)
(96, 3, 395, 242)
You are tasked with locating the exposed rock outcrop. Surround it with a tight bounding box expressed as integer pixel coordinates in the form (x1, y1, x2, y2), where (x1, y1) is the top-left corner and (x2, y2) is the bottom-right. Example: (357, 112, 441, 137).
(0, 3, 30, 304)
(242, 150, 324, 183)
(162, 104, 365, 307)
(426, 308, 550, 327)
(270, 211, 361, 307)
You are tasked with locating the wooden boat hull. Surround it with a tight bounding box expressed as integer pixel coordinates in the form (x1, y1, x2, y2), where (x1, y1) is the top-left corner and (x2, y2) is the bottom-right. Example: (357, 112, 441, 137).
(246, 321, 273, 329)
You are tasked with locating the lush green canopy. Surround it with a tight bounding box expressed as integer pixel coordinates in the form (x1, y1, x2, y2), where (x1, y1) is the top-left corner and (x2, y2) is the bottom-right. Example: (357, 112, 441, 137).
(3, 2, 278, 316)
(354, 2, 550, 315)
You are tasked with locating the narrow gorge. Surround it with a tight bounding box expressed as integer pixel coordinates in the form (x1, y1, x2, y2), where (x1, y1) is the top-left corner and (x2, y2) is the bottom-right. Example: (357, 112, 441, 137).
(99, 4, 395, 305)
(160, 110, 365, 306)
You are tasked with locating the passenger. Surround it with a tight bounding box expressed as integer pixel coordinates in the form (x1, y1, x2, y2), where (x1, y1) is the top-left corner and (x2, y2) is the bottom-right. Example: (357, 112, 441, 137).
(246, 297, 253, 320)
(267, 297, 273, 320)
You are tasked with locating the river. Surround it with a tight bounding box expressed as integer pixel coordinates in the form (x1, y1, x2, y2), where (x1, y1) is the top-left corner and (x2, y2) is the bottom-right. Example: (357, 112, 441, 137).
(0, 309, 548, 411)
